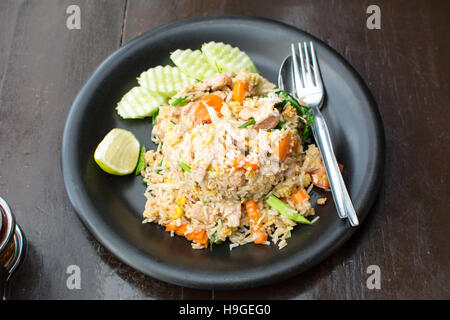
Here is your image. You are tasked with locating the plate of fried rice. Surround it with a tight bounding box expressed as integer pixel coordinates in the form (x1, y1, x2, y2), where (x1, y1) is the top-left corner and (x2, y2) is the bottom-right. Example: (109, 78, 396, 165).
(62, 15, 384, 289)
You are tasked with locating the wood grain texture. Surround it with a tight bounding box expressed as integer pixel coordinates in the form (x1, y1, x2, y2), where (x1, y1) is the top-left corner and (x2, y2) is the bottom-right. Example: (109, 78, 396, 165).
(0, 0, 448, 299)
(0, 0, 179, 299)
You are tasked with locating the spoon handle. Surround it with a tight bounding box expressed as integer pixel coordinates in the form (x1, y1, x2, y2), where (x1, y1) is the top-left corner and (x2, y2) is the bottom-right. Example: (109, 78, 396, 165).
(311, 105, 359, 227)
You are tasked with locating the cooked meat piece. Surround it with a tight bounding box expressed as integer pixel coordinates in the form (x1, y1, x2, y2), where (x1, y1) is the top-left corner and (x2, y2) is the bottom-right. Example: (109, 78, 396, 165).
(192, 161, 209, 183)
(152, 120, 166, 139)
(195, 73, 233, 91)
(223, 202, 242, 227)
(190, 202, 210, 223)
(238, 107, 255, 121)
(253, 101, 280, 130)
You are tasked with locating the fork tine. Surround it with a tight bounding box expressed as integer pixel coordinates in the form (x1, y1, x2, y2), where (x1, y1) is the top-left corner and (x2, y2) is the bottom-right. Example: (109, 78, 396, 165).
(309, 41, 322, 88)
(302, 42, 314, 85)
(297, 43, 306, 85)
(291, 43, 303, 91)
(278, 69, 284, 91)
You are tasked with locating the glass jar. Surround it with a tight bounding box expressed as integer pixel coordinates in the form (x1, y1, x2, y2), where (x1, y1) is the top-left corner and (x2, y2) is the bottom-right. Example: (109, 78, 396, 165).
(0, 197, 26, 300)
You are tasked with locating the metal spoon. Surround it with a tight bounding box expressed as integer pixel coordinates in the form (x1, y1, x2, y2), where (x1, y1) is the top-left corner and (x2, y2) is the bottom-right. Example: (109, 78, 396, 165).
(278, 54, 358, 226)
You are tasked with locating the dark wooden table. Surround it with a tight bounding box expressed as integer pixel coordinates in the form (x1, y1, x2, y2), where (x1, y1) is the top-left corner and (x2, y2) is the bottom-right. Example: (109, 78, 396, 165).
(0, 0, 448, 300)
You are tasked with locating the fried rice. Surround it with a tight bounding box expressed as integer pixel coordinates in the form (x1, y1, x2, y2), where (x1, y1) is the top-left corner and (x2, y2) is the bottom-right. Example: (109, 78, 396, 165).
(141, 71, 325, 250)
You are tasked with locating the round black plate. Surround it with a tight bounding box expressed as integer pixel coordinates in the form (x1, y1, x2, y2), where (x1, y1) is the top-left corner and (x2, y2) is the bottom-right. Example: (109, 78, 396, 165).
(62, 15, 384, 289)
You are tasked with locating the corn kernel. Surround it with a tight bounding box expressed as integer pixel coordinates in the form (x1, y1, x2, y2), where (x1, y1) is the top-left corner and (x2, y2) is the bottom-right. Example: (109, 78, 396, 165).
(228, 101, 243, 115)
(175, 196, 187, 206)
(171, 206, 183, 219)
(302, 174, 311, 187)
(166, 130, 180, 146)
(163, 178, 172, 183)
(214, 164, 223, 177)
(194, 186, 203, 196)
(144, 151, 155, 164)
(282, 104, 296, 118)
(206, 134, 214, 145)
(275, 185, 294, 198)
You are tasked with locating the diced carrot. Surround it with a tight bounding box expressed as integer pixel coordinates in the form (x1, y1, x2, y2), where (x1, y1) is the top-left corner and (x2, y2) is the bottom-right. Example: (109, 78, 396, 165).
(245, 201, 268, 244)
(192, 230, 208, 245)
(184, 231, 195, 241)
(273, 131, 297, 162)
(166, 221, 208, 247)
(233, 153, 246, 169)
(252, 230, 268, 244)
(201, 94, 223, 114)
(195, 94, 224, 124)
(309, 161, 343, 189)
(243, 160, 259, 171)
(232, 153, 260, 172)
(232, 80, 248, 104)
(175, 224, 188, 236)
(290, 189, 311, 206)
(195, 103, 210, 124)
(165, 220, 178, 232)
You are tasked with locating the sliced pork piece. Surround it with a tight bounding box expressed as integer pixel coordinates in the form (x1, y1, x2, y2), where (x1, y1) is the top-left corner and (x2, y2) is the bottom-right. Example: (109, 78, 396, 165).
(194, 73, 233, 92)
(192, 161, 209, 183)
(223, 202, 242, 228)
(190, 202, 213, 224)
(253, 101, 280, 130)
(238, 107, 255, 121)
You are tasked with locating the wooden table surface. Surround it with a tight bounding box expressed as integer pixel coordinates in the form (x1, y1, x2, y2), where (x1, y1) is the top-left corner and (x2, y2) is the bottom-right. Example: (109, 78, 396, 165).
(0, 0, 448, 300)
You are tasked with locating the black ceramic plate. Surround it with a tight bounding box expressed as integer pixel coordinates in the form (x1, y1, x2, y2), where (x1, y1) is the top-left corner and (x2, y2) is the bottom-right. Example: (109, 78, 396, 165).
(62, 15, 384, 289)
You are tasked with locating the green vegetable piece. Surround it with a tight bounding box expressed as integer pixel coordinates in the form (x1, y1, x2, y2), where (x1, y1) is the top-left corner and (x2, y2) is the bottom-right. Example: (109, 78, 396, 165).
(135, 145, 146, 175)
(156, 159, 163, 174)
(138, 65, 197, 96)
(274, 120, 287, 130)
(275, 90, 314, 139)
(116, 86, 168, 119)
(209, 232, 216, 252)
(178, 161, 191, 173)
(171, 96, 188, 107)
(152, 107, 159, 125)
(238, 118, 256, 129)
(266, 194, 311, 225)
(170, 48, 218, 80)
(202, 41, 258, 73)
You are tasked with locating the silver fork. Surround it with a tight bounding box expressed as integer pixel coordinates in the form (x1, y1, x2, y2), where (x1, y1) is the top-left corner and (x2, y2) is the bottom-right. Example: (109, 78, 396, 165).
(290, 42, 359, 227)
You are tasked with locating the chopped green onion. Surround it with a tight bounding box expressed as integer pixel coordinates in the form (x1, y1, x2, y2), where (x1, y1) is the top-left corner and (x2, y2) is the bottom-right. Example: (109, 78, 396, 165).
(170, 120, 177, 125)
(178, 161, 191, 173)
(152, 107, 159, 125)
(171, 96, 188, 107)
(275, 90, 314, 139)
(209, 232, 223, 251)
(266, 194, 311, 224)
(238, 118, 256, 129)
(274, 120, 287, 130)
(274, 100, 288, 110)
(156, 159, 163, 174)
(209, 232, 216, 252)
(134, 145, 146, 175)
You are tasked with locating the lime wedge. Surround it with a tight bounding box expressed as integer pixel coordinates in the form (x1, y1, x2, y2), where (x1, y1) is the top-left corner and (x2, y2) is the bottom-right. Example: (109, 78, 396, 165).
(94, 128, 140, 175)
